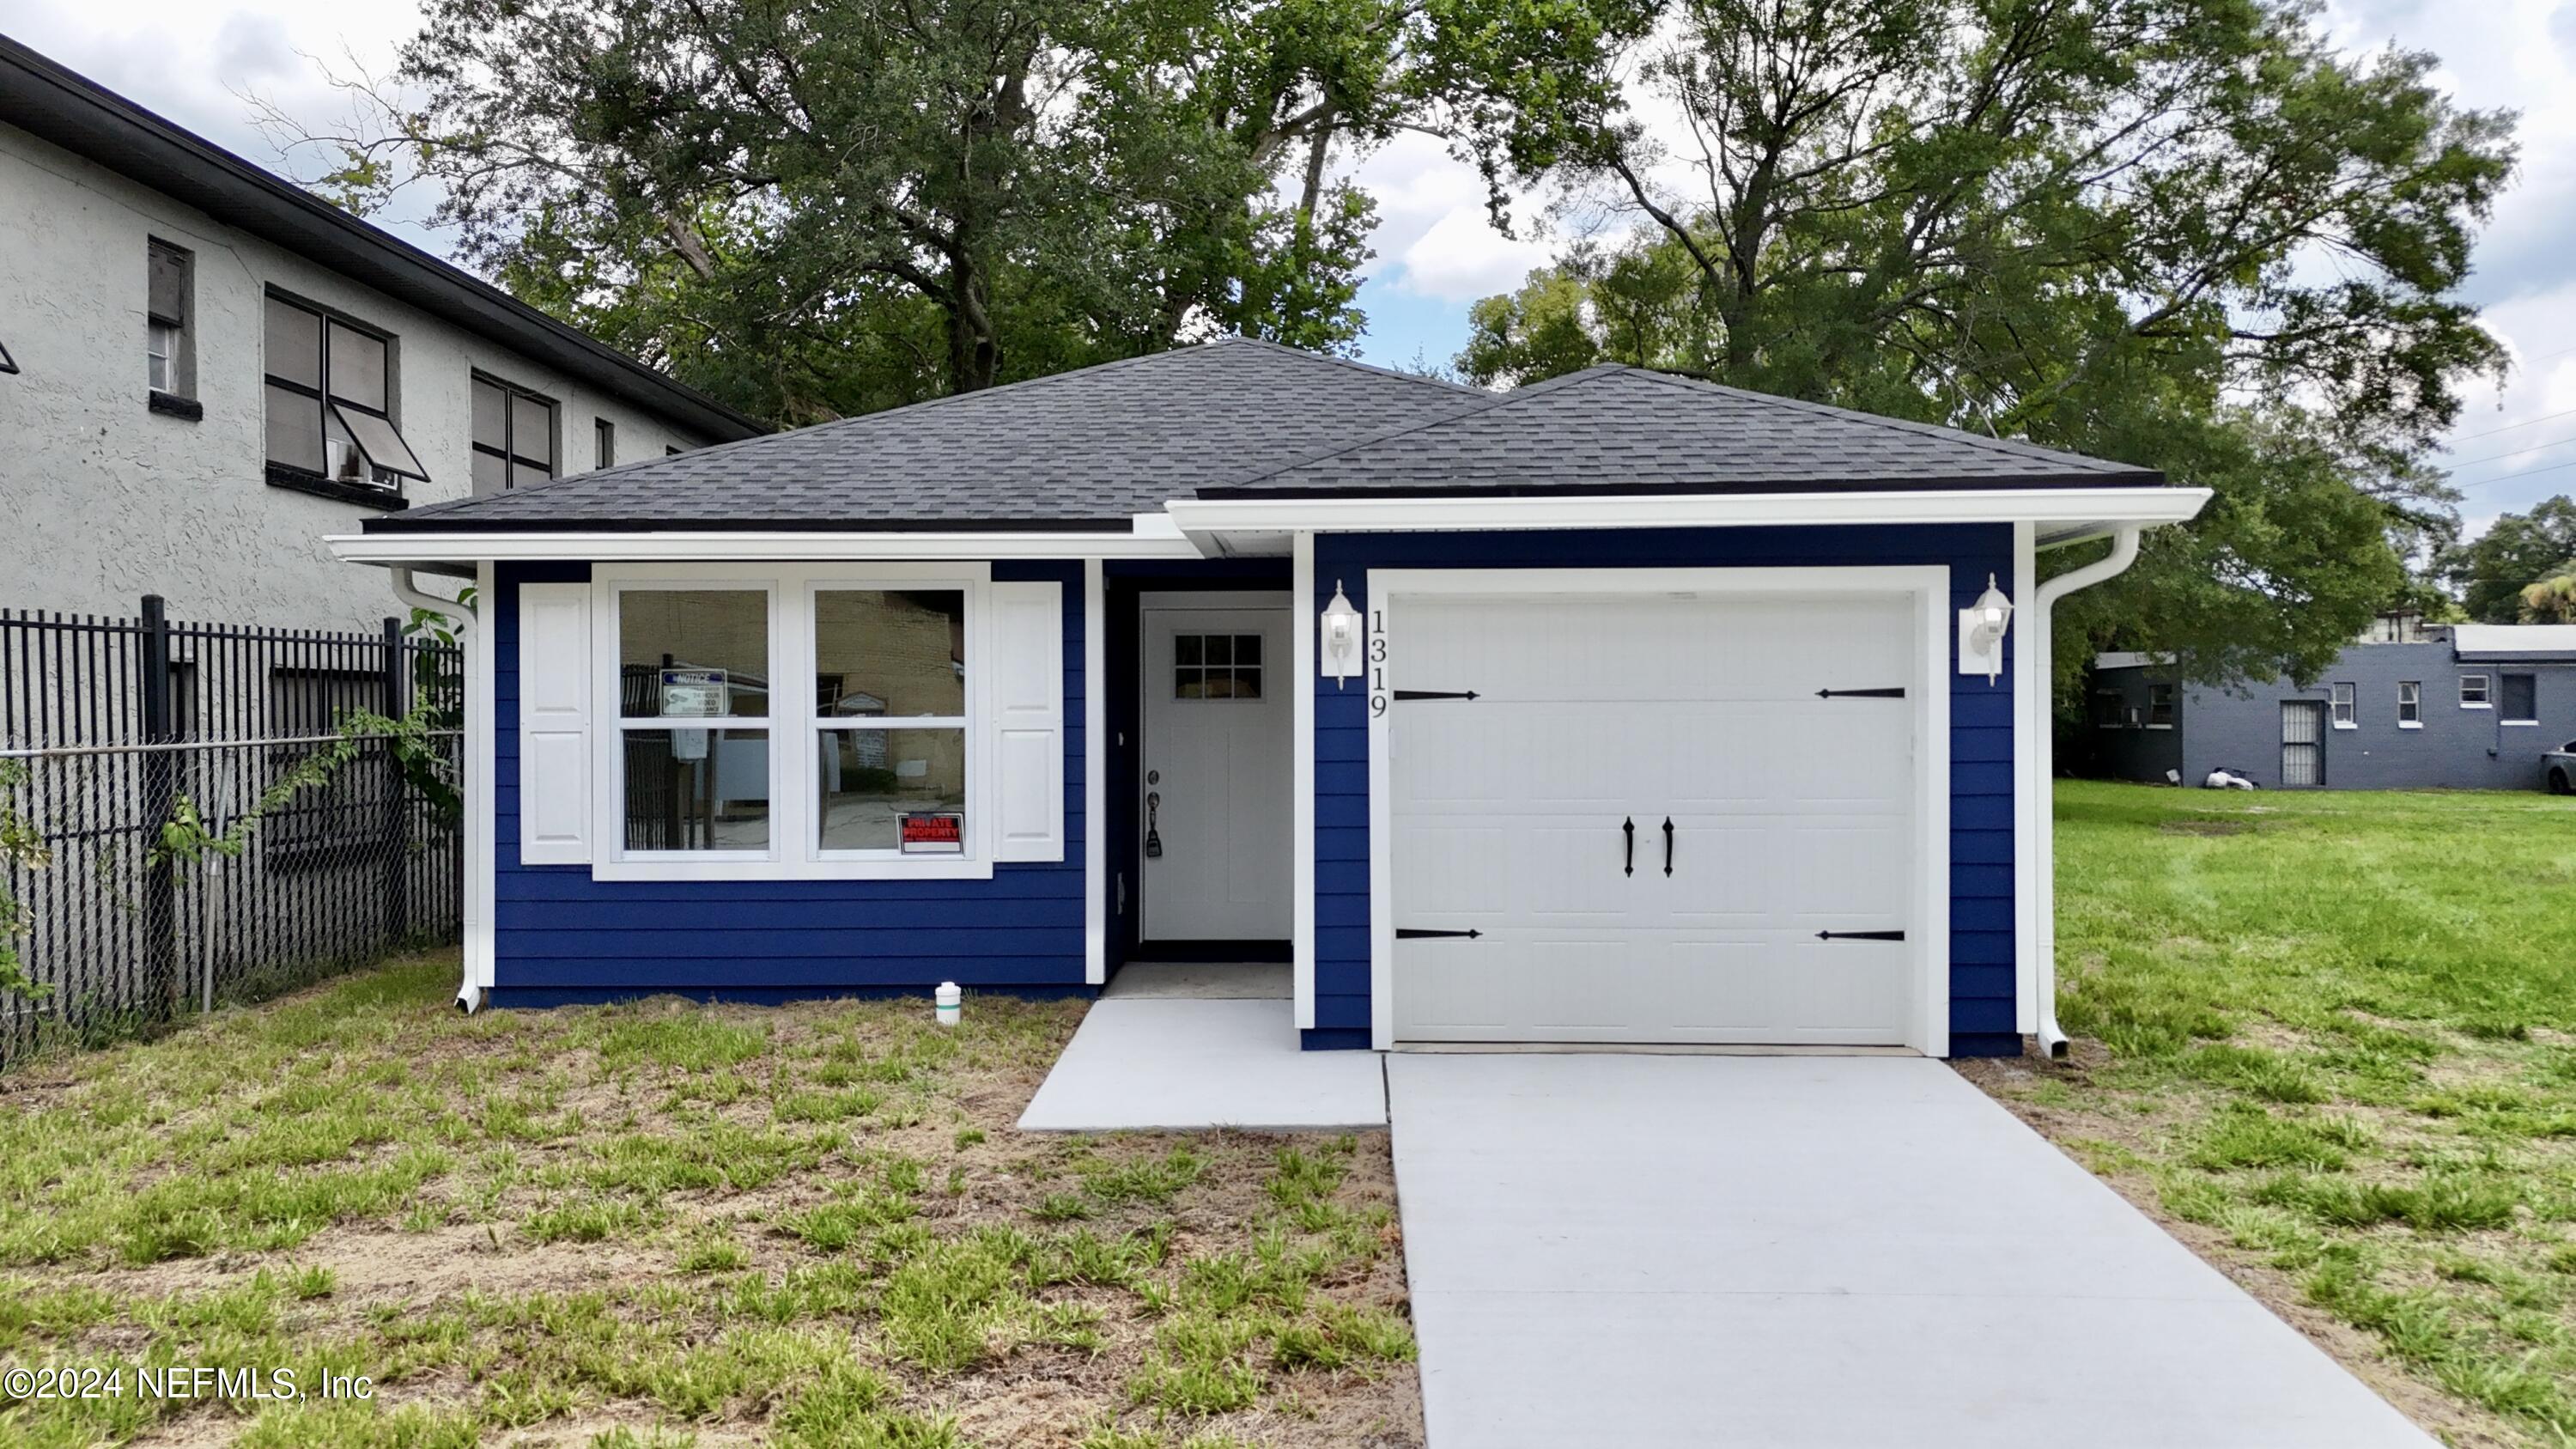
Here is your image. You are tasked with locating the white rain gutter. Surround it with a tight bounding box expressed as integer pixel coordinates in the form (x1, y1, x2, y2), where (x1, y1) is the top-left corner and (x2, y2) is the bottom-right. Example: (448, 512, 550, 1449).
(2029, 525, 2142, 1058)
(391, 569, 486, 1014)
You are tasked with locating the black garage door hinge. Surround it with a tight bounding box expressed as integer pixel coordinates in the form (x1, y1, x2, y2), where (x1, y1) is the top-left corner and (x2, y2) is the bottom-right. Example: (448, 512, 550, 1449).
(1816, 929, 1907, 941)
(1392, 689, 1479, 702)
(1816, 687, 1906, 699)
(1396, 928, 1483, 940)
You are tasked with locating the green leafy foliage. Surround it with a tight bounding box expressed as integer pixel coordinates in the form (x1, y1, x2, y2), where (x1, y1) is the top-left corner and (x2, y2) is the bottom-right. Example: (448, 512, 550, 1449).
(1460, 0, 2515, 695)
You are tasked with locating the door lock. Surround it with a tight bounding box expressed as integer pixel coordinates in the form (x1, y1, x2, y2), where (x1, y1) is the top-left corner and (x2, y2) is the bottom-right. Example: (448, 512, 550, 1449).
(1145, 790, 1163, 859)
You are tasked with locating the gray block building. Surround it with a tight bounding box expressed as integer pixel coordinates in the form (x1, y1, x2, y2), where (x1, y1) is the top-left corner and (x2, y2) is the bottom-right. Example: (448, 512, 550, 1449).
(2087, 623, 2576, 791)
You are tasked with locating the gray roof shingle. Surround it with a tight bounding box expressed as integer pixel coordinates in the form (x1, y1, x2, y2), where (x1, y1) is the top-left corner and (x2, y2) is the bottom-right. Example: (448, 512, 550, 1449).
(368, 341, 2160, 534)
(1211, 366, 2158, 496)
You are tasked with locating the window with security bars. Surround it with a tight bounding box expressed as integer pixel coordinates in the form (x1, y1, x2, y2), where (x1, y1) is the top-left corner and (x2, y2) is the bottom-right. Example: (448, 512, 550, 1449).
(1175, 633, 1263, 699)
(264, 667, 388, 870)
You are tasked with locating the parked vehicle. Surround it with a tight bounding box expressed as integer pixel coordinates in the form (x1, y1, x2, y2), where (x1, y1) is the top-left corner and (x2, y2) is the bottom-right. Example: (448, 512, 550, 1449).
(2546, 742, 2576, 795)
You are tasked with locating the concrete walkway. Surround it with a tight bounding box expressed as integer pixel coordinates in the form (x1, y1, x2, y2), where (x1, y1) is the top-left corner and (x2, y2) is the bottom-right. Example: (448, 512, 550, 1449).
(1388, 1054, 2434, 1449)
(1018, 995, 1385, 1131)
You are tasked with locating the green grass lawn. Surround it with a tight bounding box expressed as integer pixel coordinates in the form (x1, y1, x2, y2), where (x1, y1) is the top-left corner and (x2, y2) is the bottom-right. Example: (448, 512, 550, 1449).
(1966, 781, 2576, 1448)
(0, 958, 1419, 1448)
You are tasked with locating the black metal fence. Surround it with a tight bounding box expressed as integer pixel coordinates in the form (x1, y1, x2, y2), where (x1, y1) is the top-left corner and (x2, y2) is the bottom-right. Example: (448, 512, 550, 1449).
(0, 597, 462, 1066)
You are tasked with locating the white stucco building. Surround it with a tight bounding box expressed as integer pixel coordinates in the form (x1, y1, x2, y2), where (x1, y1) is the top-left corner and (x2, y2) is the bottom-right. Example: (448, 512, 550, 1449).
(0, 35, 764, 631)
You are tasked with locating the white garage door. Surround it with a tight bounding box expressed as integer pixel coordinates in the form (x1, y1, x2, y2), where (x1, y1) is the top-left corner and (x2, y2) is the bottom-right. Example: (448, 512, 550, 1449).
(1388, 590, 1919, 1045)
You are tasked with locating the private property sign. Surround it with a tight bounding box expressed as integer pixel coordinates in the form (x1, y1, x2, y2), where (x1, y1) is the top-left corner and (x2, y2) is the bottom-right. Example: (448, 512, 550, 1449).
(899, 813, 964, 854)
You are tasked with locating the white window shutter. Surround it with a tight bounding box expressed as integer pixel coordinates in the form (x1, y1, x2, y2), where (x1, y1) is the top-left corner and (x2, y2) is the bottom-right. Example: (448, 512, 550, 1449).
(517, 581, 592, 865)
(987, 581, 1064, 862)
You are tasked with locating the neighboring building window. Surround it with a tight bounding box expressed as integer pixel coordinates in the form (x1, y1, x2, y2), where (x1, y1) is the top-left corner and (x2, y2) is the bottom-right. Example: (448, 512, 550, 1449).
(146, 240, 193, 400)
(2092, 687, 2124, 728)
(265, 667, 384, 868)
(264, 294, 427, 492)
(2502, 673, 2538, 725)
(2147, 683, 2176, 728)
(2461, 673, 2492, 708)
(1175, 633, 1263, 699)
(2330, 682, 2355, 728)
(2397, 680, 2421, 727)
(472, 375, 558, 495)
(816, 589, 969, 853)
(616, 588, 774, 852)
(595, 417, 616, 470)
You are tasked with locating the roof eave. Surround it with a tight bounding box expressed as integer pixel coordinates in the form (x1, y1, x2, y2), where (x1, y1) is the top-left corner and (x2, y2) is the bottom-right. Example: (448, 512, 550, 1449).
(0, 36, 766, 444)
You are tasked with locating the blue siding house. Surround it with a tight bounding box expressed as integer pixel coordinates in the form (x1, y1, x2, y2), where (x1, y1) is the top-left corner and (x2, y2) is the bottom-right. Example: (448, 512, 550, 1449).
(2089, 624, 2576, 791)
(336, 340, 2208, 1059)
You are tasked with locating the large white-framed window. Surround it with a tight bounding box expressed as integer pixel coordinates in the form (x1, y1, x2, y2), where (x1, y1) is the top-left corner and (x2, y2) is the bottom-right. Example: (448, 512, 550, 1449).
(2329, 681, 2356, 728)
(2397, 680, 2421, 728)
(588, 563, 999, 881)
(2462, 673, 2491, 709)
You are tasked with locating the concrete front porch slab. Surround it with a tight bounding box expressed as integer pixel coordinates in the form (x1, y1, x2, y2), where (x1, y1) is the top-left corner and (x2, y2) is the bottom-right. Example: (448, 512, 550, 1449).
(1018, 998, 1386, 1132)
(1101, 961, 1291, 999)
(1388, 1053, 2433, 1449)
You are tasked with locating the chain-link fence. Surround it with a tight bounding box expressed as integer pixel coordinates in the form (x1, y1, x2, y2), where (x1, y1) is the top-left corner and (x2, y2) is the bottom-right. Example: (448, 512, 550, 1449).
(0, 598, 462, 1066)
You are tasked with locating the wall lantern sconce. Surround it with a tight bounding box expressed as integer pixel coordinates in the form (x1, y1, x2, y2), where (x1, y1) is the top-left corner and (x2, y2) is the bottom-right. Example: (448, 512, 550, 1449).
(1320, 581, 1361, 688)
(1959, 573, 2014, 684)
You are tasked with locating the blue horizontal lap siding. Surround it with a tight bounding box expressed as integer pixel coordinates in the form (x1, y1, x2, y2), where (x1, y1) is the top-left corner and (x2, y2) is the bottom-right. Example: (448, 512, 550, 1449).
(489, 559, 1089, 1005)
(1311, 526, 2019, 1057)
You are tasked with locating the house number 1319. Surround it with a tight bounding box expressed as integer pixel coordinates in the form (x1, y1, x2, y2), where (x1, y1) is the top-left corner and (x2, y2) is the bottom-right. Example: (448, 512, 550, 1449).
(1368, 611, 1388, 717)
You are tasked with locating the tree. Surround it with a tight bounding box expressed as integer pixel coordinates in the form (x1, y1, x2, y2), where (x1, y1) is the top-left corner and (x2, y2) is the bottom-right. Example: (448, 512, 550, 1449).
(2522, 572, 2576, 624)
(2437, 496, 2576, 624)
(1456, 0, 2515, 694)
(280, 0, 1643, 423)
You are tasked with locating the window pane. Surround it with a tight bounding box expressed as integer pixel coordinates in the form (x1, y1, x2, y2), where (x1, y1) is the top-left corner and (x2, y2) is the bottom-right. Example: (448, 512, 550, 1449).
(323, 409, 364, 480)
(472, 379, 507, 452)
(2505, 674, 2537, 721)
(513, 461, 551, 490)
(815, 590, 966, 719)
(1176, 667, 1205, 699)
(326, 322, 386, 411)
(513, 393, 554, 465)
(264, 296, 319, 387)
(1175, 636, 1201, 667)
(334, 403, 427, 482)
(596, 417, 615, 469)
(621, 728, 769, 850)
(264, 383, 324, 472)
(1220, 667, 1262, 699)
(1235, 634, 1261, 665)
(819, 728, 966, 851)
(619, 590, 769, 717)
(471, 450, 507, 497)
(1204, 635, 1233, 666)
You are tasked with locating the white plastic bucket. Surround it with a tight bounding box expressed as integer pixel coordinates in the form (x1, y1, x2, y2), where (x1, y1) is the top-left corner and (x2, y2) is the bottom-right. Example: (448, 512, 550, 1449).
(934, 981, 962, 1028)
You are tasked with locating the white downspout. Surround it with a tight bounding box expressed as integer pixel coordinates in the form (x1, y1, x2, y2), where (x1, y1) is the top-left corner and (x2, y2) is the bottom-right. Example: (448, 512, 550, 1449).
(2030, 526, 2142, 1059)
(390, 568, 484, 1014)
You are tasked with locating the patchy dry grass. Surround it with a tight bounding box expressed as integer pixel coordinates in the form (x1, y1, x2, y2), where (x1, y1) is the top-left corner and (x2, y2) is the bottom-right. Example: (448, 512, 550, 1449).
(0, 953, 1419, 1447)
(1961, 782, 2576, 1448)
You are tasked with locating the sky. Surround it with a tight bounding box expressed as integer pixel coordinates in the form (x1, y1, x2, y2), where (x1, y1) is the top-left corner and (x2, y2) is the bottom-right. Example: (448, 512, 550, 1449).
(10, 0, 2576, 535)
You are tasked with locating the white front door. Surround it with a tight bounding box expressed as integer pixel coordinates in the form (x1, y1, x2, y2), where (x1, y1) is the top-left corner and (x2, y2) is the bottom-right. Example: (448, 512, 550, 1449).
(1141, 601, 1292, 941)
(1388, 590, 1918, 1044)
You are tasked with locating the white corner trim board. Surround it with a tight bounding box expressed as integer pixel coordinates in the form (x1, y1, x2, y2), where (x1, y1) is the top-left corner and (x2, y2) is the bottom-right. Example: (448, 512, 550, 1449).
(1291, 532, 1318, 1032)
(1084, 559, 1109, 986)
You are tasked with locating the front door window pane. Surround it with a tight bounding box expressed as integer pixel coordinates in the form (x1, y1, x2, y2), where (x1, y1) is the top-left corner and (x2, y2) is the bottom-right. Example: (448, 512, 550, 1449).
(819, 728, 966, 850)
(621, 728, 769, 849)
(619, 590, 769, 717)
(816, 590, 967, 719)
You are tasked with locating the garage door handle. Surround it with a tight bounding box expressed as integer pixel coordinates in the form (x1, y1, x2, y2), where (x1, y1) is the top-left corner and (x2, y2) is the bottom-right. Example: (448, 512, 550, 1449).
(1661, 817, 1674, 876)
(1816, 929, 1907, 941)
(1622, 816, 1635, 876)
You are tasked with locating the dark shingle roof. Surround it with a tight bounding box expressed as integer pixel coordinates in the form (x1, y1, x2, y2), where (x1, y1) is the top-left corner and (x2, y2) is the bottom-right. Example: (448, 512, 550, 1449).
(1210, 366, 2160, 496)
(367, 342, 2161, 534)
(370, 339, 1485, 533)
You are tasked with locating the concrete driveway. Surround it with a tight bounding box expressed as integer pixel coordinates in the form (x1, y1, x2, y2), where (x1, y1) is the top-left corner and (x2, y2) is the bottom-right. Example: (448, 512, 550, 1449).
(1387, 1054, 2433, 1449)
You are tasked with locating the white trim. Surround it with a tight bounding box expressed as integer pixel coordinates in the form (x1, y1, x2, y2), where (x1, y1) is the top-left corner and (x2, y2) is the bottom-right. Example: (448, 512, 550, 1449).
(1291, 533, 1317, 1032)
(2504, 719, 2542, 728)
(2399, 721, 2424, 730)
(1084, 560, 1108, 986)
(586, 561, 999, 882)
(2462, 702, 2494, 710)
(331, 529, 1203, 566)
(470, 560, 497, 993)
(2010, 522, 2038, 1036)
(1361, 564, 1951, 1057)
(1166, 486, 2210, 551)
